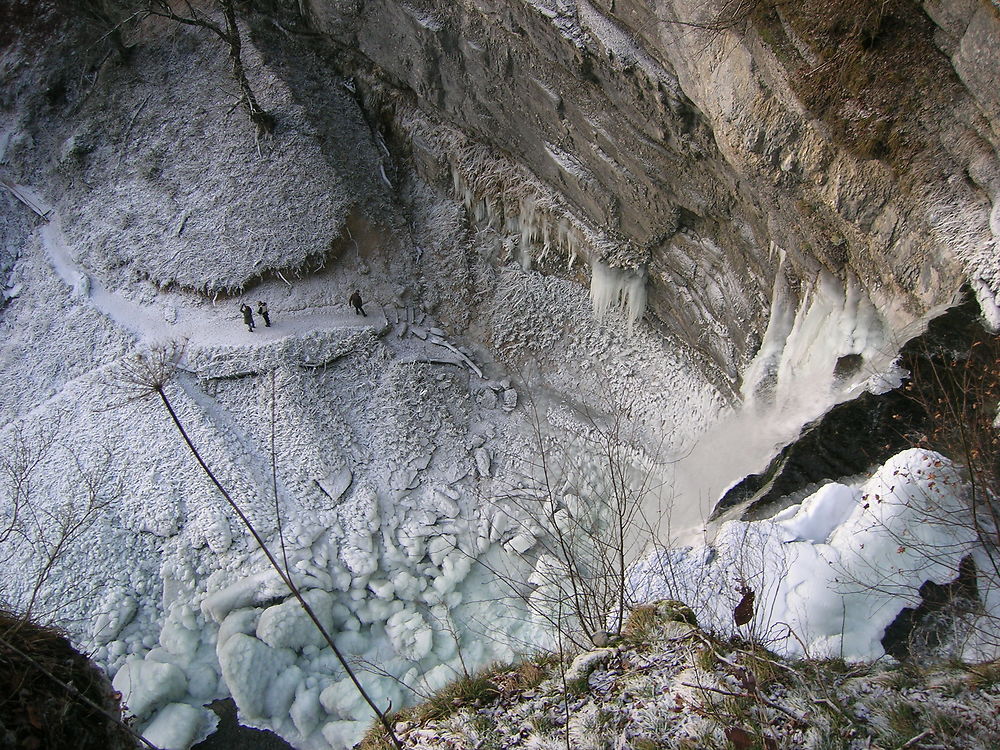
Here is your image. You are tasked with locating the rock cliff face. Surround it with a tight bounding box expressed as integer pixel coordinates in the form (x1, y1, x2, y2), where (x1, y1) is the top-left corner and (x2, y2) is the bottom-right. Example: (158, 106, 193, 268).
(294, 0, 999, 385)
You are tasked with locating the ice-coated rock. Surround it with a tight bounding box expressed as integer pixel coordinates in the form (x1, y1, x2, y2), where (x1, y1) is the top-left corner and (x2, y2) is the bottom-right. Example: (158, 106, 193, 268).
(426, 534, 456, 566)
(386, 608, 434, 661)
(317, 467, 353, 504)
(340, 537, 378, 579)
(505, 531, 535, 555)
(320, 678, 363, 718)
(419, 663, 456, 695)
(113, 658, 188, 720)
(202, 508, 233, 554)
(432, 551, 472, 595)
(218, 633, 295, 719)
(141, 702, 215, 750)
(474, 447, 491, 477)
(391, 569, 424, 600)
(322, 720, 366, 750)
(217, 608, 260, 650)
(90, 591, 137, 646)
(333, 630, 368, 655)
(565, 648, 616, 683)
(202, 570, 282, 623)
(433, 490, 460, 518)
(265, 664, 304, 719)
(368, 578, 395, 600)
(256, 589, 335, 650)
(501, 389, 518, 411)
(290, 686, 324, 737)
(184, 662, 220, 701)
(475, 388, 498, 409)
(356, 597, 398, 625)
(159, 610, 201, 660)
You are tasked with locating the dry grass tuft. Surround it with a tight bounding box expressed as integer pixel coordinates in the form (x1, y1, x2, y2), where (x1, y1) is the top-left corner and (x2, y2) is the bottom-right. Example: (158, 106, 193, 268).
(0, 609, 136, 749)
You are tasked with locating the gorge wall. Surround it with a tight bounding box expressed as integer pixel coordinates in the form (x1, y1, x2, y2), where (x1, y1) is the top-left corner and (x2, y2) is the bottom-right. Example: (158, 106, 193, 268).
(290, 0, 999, 387)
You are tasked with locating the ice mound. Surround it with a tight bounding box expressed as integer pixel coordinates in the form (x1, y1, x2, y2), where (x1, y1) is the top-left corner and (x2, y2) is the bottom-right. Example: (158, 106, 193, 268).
(632, 449, 999, 661)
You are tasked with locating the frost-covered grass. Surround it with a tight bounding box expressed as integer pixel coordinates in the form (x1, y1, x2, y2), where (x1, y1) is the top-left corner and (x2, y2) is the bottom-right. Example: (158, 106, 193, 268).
(374, 605, 1000, 750)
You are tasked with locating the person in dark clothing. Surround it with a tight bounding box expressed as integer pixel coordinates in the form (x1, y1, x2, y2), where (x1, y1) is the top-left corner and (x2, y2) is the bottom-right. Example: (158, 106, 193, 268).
(257, 301, 271, 327)
(240, 303, 255, 332)
(349, 290, 366, 317)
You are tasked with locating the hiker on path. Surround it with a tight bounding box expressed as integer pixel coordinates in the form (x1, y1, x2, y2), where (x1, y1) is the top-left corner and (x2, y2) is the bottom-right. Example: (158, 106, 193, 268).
(240, 303, 255, 332)
(257, 301, 271, 327)
(349, 290, 367, 317)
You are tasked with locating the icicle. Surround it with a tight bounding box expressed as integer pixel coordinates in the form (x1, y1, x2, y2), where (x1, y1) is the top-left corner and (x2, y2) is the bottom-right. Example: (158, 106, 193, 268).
(741, 268, 893, 416)
(589, 261, 647, 329)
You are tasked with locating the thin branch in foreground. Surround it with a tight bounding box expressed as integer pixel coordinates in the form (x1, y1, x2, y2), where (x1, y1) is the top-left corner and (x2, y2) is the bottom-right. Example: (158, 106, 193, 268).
(152, 382, 405, 750)
(116, 349, 403, 749)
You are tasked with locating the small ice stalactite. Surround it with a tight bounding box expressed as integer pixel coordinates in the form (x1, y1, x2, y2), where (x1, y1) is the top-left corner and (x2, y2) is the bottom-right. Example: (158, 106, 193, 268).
(519, 196, 540, 257)
(451, 156, 596, 274)
(589, 260, 647, 329)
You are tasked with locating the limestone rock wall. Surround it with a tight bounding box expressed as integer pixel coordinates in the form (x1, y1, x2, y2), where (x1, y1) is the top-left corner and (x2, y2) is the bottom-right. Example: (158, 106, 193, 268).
(299, 0, 999, 383)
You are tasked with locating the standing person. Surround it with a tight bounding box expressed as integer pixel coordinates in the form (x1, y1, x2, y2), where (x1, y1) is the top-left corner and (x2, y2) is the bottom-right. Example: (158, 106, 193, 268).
(240, 303, 255, 332)
(349, 289, 367, 317)
(257, 301, 271, 327)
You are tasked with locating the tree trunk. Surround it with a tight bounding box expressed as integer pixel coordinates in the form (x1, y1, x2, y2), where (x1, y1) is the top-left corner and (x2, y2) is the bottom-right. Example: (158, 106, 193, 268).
(220, 0, 275, 135)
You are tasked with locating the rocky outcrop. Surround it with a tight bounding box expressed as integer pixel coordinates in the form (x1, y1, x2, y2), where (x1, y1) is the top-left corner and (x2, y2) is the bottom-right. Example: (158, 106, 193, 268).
(290, 0, 998, 385)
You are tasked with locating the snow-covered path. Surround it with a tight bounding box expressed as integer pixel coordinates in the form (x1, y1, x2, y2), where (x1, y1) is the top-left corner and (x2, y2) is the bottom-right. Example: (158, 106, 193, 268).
(32, 187, 387, 353)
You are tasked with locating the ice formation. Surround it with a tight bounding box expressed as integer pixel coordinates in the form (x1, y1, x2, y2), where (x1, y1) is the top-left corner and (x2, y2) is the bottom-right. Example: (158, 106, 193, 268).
(589, 260, 648, 329)
(659, 264, 907, 537)
(740, 268, 892, 411)
(631, 449, 1000, 662)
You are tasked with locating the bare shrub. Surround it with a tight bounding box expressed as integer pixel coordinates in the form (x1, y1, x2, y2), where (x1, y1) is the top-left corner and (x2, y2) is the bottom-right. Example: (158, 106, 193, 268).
(483, 392, 670, 651)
